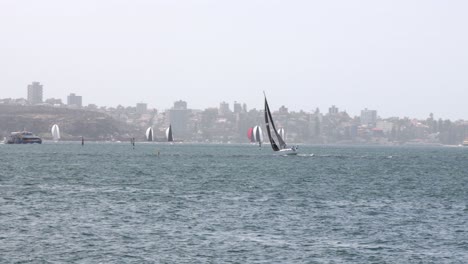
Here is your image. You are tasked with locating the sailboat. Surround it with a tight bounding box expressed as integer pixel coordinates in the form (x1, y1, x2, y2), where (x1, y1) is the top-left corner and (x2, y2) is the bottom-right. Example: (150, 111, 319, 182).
(51, 124, 60, 142)
(145, 127, 154, 141)
(264, 93, 297, 155)
(253, 125, 263, 147)
(166, 124, 174, 142)
(247, 126, 263, 146)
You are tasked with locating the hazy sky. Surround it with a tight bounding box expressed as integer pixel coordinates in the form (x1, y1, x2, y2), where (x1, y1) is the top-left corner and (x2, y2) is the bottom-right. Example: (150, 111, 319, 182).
(1, 0, 467, 119)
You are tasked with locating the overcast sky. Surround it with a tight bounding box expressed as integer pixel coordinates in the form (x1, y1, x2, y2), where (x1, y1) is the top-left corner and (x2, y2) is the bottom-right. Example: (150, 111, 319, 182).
(1, 0, 467, 119)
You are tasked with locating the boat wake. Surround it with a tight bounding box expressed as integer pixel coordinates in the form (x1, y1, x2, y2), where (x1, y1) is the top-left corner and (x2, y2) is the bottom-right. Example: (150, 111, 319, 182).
(297, 153, 315, 157)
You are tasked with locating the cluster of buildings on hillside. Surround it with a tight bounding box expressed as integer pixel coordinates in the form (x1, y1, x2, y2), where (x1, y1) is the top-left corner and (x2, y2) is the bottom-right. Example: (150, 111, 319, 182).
(104, 100, 467, 146)
(1, 82, 467, 145)
(1, 82, 83, 108)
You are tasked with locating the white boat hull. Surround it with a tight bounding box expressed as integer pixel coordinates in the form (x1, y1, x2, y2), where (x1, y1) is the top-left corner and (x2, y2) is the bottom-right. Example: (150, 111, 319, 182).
(276, 148, 298, 155)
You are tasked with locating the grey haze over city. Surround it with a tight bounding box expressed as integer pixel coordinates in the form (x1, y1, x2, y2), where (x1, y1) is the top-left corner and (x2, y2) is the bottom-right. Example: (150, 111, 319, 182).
(1, 0, 467, 120)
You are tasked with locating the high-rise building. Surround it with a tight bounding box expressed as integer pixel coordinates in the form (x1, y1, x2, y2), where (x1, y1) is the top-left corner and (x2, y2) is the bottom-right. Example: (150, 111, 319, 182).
(242, 103, 248, 113)
(67, 93, 82, 107)
(328, 105, 338, 115)
(361, 108, 377, 126)
(173, 100, 187, 110)
(233, 101, 242, 114)
(136, 103, 147, 114)
(27, 82, 43, 104)
(168, 100, 190, 138)
(219, 101, 230, 116)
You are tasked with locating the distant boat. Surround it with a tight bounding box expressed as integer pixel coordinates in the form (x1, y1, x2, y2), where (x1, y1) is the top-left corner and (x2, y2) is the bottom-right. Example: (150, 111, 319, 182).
(145, 127, 153, 141)
(463, 139, 468, 147)
(166, 124, 174, 142)
(253, 125, 263, 147)
(51, 124, 60, 142)
(264, 93, 297, 155)
(277, 128, 285, 140)
(5, 131, 42, 144)
(247, 126, 263, 146)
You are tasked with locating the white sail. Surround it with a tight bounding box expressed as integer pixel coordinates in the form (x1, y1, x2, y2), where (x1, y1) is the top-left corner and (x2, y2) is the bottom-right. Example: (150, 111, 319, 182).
(165, 125, 173, 142)
(252, 126, 258, 142)
(257, 126, 264, 142)
(51, 124, 60, 141)
(253, 125, 263, 143)
(277, 128, 285, 140)
(145, 127, 153, 141)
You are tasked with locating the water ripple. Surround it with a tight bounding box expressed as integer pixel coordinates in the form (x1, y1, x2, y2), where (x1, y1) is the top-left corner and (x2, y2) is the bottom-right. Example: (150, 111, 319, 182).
(0, 144, 467, 263)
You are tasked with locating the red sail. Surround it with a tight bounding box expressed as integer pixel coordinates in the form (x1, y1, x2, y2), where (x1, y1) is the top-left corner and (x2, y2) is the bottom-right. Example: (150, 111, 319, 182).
(247, 127, 254, 142)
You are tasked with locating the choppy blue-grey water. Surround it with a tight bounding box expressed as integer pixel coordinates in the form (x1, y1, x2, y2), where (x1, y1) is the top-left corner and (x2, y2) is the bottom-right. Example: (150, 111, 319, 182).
(1, 143, 467, 263)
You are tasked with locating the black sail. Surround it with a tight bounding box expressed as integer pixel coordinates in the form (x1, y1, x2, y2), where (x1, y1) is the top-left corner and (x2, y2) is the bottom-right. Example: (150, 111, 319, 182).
(267, 104, 286, 148)
(269, 107, 287, 149)
(167, 125, 174, 142)
(264, 98, 280, 151)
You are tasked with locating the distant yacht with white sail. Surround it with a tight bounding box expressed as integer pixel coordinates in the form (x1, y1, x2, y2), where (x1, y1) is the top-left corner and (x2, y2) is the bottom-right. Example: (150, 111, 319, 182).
(264, 93, 297, 155)
(247, 125, 263, 147)
(166, 124, 174, 142)
(277, 128, 285, 141)
(51, 124, 60, 142)
(145, 127, 154, 141)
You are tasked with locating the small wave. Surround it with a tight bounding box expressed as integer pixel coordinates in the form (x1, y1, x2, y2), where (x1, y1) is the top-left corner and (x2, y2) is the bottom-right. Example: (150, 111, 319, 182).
(135, 170, 150, 176)
(230, 154, 255, 158)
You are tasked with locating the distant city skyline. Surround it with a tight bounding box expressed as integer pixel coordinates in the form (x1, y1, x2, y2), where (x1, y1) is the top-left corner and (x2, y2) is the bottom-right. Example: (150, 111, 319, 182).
(1, 80, 466, 121)
(1, 1, 467, 120)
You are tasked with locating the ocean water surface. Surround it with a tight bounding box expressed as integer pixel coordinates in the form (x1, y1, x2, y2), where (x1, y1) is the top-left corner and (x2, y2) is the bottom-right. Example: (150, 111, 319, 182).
(0, 143, 467, 263)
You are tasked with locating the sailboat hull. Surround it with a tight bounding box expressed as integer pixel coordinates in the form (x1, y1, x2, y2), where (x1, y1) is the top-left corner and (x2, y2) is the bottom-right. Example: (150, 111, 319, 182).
(276, 148, 298, 155)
